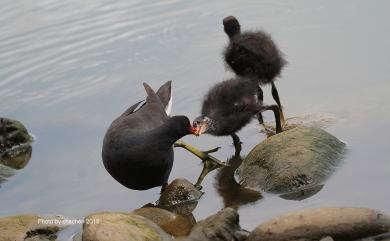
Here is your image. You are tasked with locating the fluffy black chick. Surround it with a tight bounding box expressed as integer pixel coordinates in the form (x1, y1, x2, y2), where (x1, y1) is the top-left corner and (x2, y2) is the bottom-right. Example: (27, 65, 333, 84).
(223, 16, 287, 126)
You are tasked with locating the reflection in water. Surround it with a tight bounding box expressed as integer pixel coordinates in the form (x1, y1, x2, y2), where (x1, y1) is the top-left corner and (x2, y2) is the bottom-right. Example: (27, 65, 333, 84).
(215, 154, 262, 209)
(279, 184, 324, 201)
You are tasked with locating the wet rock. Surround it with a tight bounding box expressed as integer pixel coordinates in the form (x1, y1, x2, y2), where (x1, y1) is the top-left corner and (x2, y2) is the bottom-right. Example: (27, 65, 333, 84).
(237, 126, 346, 198)
(134, 207, 194, 237)
(157, 178, 203, 217)
(0, 164, 15, 186)
(82, 212, 172, 241)
(319, 236, 334, 241)
(0, 214, 65, 241)
(0, 117, 33, 169)
(175, 208, 248, 241)
(0, 117, 32, 150)
(247, 207, 390, 241)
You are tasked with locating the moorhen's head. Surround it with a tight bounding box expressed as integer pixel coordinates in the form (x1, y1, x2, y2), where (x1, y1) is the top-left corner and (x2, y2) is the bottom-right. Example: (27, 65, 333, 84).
(192, 116, 214, 136)
(223, 16, 241, 38)
(166, 116, 197, 137)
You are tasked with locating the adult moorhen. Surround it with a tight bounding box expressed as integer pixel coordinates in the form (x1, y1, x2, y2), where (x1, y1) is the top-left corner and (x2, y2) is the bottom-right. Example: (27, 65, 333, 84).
(193, 78, 282, 154)
(223, 16, 287, 126)
(102, 81, 196, 191)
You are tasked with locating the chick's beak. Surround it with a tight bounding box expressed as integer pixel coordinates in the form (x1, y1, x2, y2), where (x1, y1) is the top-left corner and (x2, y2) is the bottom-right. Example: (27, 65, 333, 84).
(192, 121, 208, 136)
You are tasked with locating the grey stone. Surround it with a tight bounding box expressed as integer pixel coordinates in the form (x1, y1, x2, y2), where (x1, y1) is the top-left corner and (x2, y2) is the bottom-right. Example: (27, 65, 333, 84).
(156, 178, 203, 217)
(0, 214, 66, 241)
(175, 208, 248, 241)
(237, 126, 346, 197)
(247, 207, 390, 241)
(81, 212, 172, 241)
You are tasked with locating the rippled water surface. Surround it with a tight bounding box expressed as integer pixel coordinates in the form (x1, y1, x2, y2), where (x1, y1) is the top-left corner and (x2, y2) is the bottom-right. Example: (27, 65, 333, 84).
(1, 0, 389, 232)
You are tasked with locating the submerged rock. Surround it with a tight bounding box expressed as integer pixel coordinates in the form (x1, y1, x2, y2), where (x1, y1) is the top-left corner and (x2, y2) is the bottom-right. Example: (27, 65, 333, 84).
(247, 207, 390, 241)
(0, 117, 33, 169)
(156, 178, 203, 217)
(82, 212, 172, 241)
(237, 126, 346, 198)
(175, 208, 248, 241)
(134, 207, 194, 237)
(0, 214, 66, 241)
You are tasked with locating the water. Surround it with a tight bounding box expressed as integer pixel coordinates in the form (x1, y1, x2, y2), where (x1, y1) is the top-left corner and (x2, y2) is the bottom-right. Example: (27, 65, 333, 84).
(1, 0, 389, 233)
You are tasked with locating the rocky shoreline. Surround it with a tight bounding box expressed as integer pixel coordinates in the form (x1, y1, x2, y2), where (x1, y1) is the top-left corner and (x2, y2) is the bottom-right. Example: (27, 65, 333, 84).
(1, 118, 389, 241)
(1, 192, 389, 241)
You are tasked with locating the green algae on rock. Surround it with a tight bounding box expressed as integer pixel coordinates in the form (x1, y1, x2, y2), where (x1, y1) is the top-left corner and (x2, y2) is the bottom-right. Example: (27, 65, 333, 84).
(237, 126, 346, 196)
(82, 212, 172, 241)
(156, 178, 203, 217)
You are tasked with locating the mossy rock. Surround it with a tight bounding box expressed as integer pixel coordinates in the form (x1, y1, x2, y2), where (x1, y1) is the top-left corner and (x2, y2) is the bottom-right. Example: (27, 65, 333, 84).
(237, 126, 346, 196)
(0, 214, 65, 241)
(0, 117, 33, 169)
(156, 179, 203, 217)
(82, 212, 172, 241)
(133, 207, 194, 237)
(247, 207, 390, 241)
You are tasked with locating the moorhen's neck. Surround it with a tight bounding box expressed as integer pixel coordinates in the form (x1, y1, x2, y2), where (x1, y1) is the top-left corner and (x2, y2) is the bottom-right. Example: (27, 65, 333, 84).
(227, 29, 241, 39)
(151, 119, 189, 147)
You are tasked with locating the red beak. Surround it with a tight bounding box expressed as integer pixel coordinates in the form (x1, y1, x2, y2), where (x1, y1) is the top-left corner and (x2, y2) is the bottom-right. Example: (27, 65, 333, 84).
(190, 126, 200, 136)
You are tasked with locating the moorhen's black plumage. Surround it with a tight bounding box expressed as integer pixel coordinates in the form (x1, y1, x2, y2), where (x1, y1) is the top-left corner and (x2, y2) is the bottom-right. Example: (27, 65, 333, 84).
(193, 78, 281, 154)
(223, 16, 287, 126)
(102, 81, 195, 191)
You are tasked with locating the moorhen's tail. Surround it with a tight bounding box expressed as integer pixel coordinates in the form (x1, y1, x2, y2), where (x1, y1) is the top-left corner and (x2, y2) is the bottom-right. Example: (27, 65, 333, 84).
(143, 82, 164, 105)
(156, 80, 172, 115)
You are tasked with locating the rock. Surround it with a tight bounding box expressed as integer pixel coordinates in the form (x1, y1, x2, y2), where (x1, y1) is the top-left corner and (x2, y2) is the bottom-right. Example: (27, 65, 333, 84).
(247, 207, 390, 241)
(82, 212, 172, 241)
(356, 231, 390, 241)
(134, 207, 194, 237)
(175, 208, 248, 241)
(157, 178, 203, 217)
(0, 214, 66, 241)
(0, 145, 32, 170)
(0, 117, 33, 169)
(319, 236, 334, 241)
(237, 126, 346, 197)
(0, 118, 32, 151)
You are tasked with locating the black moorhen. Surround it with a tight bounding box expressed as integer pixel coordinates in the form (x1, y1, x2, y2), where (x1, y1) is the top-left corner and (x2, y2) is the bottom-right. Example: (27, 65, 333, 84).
(102, 81, 196, 191)
(223, 16, 287, 126)
(193, 78, 282, 154)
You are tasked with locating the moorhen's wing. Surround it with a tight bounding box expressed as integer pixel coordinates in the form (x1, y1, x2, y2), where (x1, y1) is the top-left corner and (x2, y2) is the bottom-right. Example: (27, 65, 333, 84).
(120, 81, 172, 117)
(120, 100, 145, 117)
